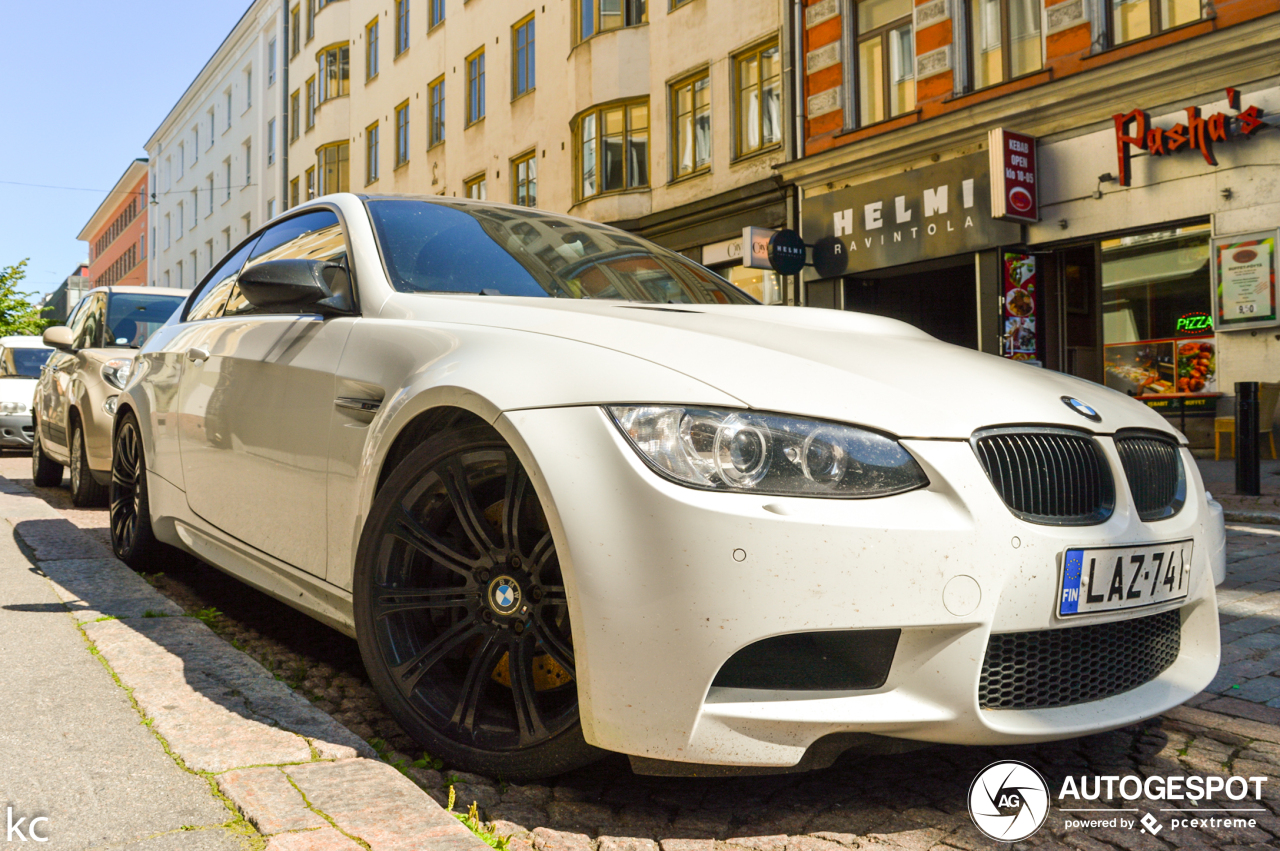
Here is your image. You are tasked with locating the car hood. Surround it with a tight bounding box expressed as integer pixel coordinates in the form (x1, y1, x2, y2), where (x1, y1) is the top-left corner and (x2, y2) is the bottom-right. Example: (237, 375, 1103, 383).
(383, 295, 1179, 440)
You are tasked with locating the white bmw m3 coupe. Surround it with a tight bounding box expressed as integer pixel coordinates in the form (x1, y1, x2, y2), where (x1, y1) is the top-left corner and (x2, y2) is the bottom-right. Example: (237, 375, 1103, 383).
(112, 194, 1225, 779)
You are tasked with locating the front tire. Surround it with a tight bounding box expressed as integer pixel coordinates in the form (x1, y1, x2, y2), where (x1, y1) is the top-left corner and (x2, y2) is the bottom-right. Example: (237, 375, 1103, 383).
(31, 425, 63, 488)
(353, 425, 601, 780)
(69, 420, 108, 507)
(110, 413, 161, 567)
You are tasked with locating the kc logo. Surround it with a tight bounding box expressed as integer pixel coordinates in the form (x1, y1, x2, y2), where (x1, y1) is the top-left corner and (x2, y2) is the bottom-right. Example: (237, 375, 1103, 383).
(6, 808, 49, 842)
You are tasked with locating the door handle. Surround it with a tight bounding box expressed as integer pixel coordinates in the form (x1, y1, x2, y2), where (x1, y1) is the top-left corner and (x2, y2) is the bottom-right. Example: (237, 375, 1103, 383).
(185, 347, 210, 363)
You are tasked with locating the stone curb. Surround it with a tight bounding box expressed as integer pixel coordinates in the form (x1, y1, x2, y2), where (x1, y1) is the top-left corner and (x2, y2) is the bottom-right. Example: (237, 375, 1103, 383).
(1226, 510, 1280, 527)
(0, 481, 489, 851)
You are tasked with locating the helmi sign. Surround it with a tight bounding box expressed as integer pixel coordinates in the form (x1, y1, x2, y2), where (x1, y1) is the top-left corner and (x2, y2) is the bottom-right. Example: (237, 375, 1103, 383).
(801, 152, 1021, 277)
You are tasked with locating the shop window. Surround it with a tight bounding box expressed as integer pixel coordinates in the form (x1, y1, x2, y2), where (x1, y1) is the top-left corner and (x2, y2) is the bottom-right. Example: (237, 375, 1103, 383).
(319, 44, 350, 102)
(716, 265, 780, 304)
(671, 71, 710, 178)
(319, 142, 349, 194)
(851, 0, 914, 126)
(366, 122, 380, 184)
(1102, 225, 1214, 397)
(512, 150, 537, 207)
(576, 99, 649, 199)
(734, 43, 781, 157)
(465, 173, 487, 200)
(578, 0, 647, 43)
(513, 14, 535, 97)
(963, 0, 1041, 91)
(429, 76, 446, 146)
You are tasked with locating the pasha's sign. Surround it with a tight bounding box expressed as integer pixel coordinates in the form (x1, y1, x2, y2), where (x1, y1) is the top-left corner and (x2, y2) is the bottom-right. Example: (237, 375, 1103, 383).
(802, 153, 1021, 277)
(1112, 88, 1266, 186)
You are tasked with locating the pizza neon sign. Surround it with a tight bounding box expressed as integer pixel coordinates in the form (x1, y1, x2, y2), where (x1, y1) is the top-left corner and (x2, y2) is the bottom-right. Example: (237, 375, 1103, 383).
(1176, 311, 1213, 334)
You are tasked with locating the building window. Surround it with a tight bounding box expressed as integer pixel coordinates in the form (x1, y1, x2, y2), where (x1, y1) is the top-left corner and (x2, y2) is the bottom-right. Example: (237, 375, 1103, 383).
(464, 173, 487, 199)
(290, 177, 300, 208)
(734, 42, 781, 156)
(224, 159, 232, 200)
(671, 0, 693, 8)
(396, 0, 410, 55)
(512, 150, 537, 207)
(306, 76, 317, 128)
(208, 108, 216, 147)
(395, 101, 410, 166)
(206, 239, 214, 268)
(192, 126, 199, 162)
(176, 260, 183, 287)
(577, 0, 647, 42)
(141, 233, 146, 259)
(225, 89, 232, 129)
(1107, 0, 1199, 46)
(429, 76, 445, 146)
(307, 0, 316, 41)
(243, 213, 252, 236)
(268, 198, 276, 219)
(671, 71, 710, 177)
(431, 0, 445, 28)
(245, 140, 252, 185)
(319, 142, 349, 194)
(267, 119, 276, 165)
(223, 227, 232, 252)
(513, 14, 535, 97)
(290, 90, 301, 140)
(467, 49, 485, 125)
(177, 201, 184, 236)
(178, 142, 185, 177)
(190, 189, 198, 228)
(207, 175, 214, 215)
(577, 99, 649, 199)
(291, 4, 301, 56)
(306, 166, 316, 199)
(965, 0, 1041, 90)
(245, 67, 253, 108)
(852, 0, 914, 126)
(366, 122, 380, 184)
(319, 43, 350, 102)
(268, 38, 277, 86)
(366, 18, 379, 79)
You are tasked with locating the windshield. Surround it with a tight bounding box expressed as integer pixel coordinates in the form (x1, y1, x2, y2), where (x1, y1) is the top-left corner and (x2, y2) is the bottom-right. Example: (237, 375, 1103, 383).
(0, 347, 51, 378)
(106, 294, 186, 348)
(366, 199, 755, 305)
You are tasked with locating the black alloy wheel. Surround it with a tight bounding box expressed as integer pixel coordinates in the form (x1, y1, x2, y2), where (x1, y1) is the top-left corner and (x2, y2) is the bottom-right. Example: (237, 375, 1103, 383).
(31, 423, 63, 487)
(354, 425, 600, 779)
(110, 413, 161, 567)
(69, 421, 107, 507)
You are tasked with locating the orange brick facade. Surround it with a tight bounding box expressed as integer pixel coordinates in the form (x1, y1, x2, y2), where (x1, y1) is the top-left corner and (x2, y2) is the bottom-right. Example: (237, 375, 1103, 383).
(801, 0, 1280, 157)
(84, 168, 148, 289)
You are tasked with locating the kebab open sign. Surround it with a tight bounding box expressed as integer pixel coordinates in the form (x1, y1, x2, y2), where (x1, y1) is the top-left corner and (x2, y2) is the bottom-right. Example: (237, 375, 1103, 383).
(989, 129, 1039, 223)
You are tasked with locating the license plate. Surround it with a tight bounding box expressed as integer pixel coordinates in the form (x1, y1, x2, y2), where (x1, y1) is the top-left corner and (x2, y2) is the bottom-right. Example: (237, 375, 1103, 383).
(1058, 540, 1193, 617)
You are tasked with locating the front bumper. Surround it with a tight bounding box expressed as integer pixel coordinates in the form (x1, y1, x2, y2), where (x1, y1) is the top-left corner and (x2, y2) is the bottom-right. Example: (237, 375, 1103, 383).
(0, 413, 35, 448)
(501, 406, 1220, 768)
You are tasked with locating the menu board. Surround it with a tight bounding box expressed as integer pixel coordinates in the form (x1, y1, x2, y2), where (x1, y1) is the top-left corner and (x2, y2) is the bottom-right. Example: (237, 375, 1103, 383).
(1001, 253, 1040, 364)
(1103, 337, 1216, 396)
(1215, 231, 1278, 331)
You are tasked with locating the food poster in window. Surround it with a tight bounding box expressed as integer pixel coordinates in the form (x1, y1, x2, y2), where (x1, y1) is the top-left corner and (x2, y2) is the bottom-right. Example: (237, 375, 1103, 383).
(1175, 338, 1216, 394)
(1001, 252, 1041, 363)
(1214, 232, 1278, 330)
(1104, 340, 1175, 396)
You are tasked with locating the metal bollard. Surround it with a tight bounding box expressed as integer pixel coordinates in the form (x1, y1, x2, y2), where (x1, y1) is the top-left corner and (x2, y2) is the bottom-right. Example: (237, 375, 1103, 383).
(1236, 381, 1261, 496)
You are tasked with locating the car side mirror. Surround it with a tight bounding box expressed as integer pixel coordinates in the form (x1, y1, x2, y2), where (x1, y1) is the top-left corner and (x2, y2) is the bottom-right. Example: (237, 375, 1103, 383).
(43, 326, 75, 352)
(237, 259, 348, 310)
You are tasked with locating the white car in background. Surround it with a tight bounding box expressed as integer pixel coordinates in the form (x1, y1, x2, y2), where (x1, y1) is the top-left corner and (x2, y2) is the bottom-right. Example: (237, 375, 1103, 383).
(0, 336, 53, 450)
(112, 194, 1225, 780)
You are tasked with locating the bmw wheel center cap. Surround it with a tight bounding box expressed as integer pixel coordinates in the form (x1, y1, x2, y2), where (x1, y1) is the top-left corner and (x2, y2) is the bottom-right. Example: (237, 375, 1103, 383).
(1061, 396, 1101, 422)
(488, 575, 522, 616)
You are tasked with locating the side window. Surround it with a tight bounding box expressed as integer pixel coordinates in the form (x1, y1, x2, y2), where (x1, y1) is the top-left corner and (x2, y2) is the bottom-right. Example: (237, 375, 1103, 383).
(187, 238, 259, 321)
(73, 294, 106, 350)
(224, 209, 349, 316)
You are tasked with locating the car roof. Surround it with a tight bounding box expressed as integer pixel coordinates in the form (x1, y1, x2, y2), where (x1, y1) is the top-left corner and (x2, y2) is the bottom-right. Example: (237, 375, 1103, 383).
(0, 336, 49, 348)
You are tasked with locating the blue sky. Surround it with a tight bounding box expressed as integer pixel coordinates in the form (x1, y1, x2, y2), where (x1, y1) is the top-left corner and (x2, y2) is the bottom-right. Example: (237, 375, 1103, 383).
(0, 2, 254, 297)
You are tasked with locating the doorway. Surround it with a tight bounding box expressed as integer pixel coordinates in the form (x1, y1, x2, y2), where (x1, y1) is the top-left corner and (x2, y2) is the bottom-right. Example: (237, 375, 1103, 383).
(842, 258, 978, 349)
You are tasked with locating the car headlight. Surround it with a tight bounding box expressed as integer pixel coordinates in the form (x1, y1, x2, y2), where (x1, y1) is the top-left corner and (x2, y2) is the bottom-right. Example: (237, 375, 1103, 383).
(103, 395, 119, 417)
(101, 358, 134, 390)
(0, 401, 27, 415)
(607, 406, 929, 498)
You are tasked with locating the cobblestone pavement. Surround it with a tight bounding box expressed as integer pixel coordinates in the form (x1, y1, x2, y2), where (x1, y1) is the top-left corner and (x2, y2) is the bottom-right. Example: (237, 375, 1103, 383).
(5, 452, 1280, 851)
(1198, 459, 1280, 521)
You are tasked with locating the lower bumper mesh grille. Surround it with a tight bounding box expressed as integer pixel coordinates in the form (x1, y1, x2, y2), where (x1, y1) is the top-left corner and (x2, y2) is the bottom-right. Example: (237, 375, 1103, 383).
(979, 609, 1181, 710)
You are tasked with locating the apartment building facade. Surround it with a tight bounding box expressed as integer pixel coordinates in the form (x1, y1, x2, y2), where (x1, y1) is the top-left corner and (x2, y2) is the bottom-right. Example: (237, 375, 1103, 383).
(285, 0, 792, 301)
(784, 0, 1280, 446)
(78, 159, 149, 289)
(146, 0, 284, 290)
